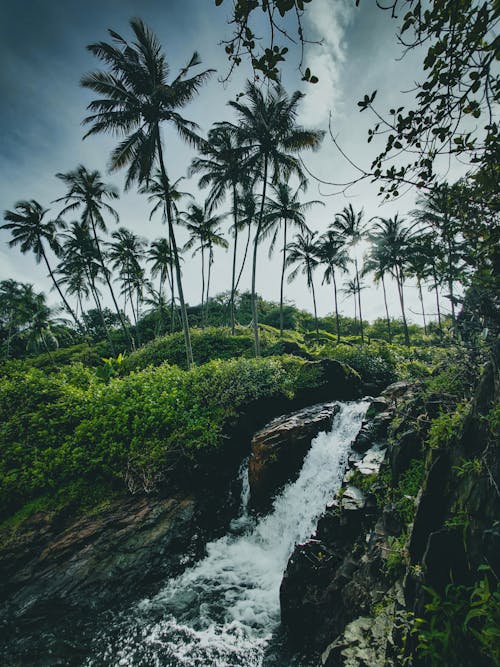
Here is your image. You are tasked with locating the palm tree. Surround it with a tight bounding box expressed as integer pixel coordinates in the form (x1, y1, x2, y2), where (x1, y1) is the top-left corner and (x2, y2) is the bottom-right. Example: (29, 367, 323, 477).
(286, 232, 321, 342)
(330, 204, 366, 343)
(342, 278, 366, 333)
(317, 231, 350, 342)
(81, 18, 214, 367)
(363, 239, 393, 342)
(263, 182, 323, 336)
(190, 122, 246, 333)
(24, 295, 62, 362)
(147, 238, 174, 334)
(411, 184, 463, 336)
(201, 214, 229, 324)
(2, 200, 80, 329)
(54, 165, 131, 347)
(59, 220, 115, 350)
(108, 228, 146, 343)
(229, 81, 324, 355)
(182, 202, 227, 327)
(370, 214, 418, 346)
(0, 280, 40, 358)
(141, 172, 193, 334)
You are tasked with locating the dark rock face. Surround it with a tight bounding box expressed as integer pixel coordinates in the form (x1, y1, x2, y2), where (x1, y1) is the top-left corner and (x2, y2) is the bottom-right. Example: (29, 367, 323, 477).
(406, 361, 500, 615)
(0, 495, 198, 663)
(279, 438, 394, 651)
(249, 403, 340, 512)
(279, 387, 405, 659)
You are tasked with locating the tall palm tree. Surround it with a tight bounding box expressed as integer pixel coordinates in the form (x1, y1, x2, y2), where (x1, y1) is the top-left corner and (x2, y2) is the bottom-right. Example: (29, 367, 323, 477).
(108, 228, 146, 343)
(370, 214, 418, 346)
(363, 239, 393, 342)
(411, 184, 463, 336)
(182, 202, 227, 327)
(286, 232, 321, 342)
(54, 165, 131, 347)
(2, 200, 80, 329)
(342, 278, 366, 334)
(81, 18, 214, 367)
(263, 182, 323, 336)
(190, 122, 246, 333)
(229, 81, 324, 355)
(202, 214, 229, 324)
(24, 295, 62, 362)
(141, 173, 193, 334)
(317, 231, 350, 342)
(0, 280, 41, 359)
(147, 238, 174, 334)
(330, 204, 366, 343)
(59, 220, 115, 349)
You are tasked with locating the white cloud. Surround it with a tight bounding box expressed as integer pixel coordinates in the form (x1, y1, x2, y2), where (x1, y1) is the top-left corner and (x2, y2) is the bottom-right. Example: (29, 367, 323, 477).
(298, 0, 355, 126)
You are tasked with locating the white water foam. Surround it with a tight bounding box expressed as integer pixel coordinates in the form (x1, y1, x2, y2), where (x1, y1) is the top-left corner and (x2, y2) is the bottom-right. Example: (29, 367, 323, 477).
(88, 400, 368, 666)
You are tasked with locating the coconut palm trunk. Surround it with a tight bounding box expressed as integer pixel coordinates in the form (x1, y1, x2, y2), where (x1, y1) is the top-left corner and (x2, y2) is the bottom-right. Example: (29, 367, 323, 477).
(417, 278, 428, 334)
(310, 274, 320, 343)
(381, 275, 392, 342)
(200, 241, 206, 328)
(156, 134, 194, 367)
(41, 246, 80, 330)
(396, 266, 411, 345)
(354, 259, 364, 344)
(332, 268, 341, 343)
(279, 218, 287, 337)
(88, 211, 131, 348)
(251, 155, 268, 357)
(230, 185, 238, 334)
(205, 248, 213, 325)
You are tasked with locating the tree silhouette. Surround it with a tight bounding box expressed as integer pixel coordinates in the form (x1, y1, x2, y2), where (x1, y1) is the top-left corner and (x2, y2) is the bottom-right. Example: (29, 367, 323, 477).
(81, 18, 213, 366)
(2, 200, 80, 330)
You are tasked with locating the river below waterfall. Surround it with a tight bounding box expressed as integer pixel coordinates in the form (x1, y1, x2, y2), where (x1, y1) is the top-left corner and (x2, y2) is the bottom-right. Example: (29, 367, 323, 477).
(86, 400, 368, 666)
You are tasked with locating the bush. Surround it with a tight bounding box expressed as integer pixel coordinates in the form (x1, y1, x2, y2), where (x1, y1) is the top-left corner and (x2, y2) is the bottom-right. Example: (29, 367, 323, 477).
(0, 356, 304, 520)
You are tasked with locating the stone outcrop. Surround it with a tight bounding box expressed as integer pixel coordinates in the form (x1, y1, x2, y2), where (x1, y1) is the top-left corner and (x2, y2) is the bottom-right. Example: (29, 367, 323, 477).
(0, 495, 199, 663)
(249, 403, 340, 512)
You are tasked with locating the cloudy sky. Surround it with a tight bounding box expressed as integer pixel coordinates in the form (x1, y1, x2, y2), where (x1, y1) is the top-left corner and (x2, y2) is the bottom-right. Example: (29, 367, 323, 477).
(0, 0, 459, 324)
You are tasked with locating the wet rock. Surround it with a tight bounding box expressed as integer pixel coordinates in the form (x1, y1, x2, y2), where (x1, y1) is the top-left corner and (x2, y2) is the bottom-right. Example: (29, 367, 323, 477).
(249, 403, 340, 512)
(366, 397, 391, 418)
(341, 486, 366, 511)
(389, 429, 422, 480)
(352, 411, 393, 454)
(321, 584, 404, 667)
(381, 381, 409, 400)
(0, 495, 197, 659)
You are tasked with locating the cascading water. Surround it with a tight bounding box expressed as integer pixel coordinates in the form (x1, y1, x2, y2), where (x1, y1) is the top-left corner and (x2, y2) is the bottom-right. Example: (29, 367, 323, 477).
(87, 400, 368, 666)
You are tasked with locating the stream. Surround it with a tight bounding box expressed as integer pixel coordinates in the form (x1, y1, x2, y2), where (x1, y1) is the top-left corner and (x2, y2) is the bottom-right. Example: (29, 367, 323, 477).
(86, 400, 368, 666)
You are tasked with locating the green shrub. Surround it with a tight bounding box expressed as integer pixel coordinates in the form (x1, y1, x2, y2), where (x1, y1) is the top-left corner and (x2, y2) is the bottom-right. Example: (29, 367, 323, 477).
(0, 356, 304, 520)
(427, 403, 470, 449)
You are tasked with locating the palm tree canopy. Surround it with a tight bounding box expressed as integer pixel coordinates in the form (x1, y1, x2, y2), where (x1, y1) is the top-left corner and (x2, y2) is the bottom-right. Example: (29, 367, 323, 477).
(286, 232, 320, 287)
(81, 18, 214, 189)
(139, 172, 193, 222)
(190, 122, 248, 213)
(54, 165, 119, 232)
(261, 182, 322, 254)
(147, 238, 174, 279)
(368, 214, 420, 278)
(181, 202, 228, 255)
(317, 231, 350, 285)
(2, 200, 63, 261)
(229, 81, 324, 185)
(330, 204, 365, 247)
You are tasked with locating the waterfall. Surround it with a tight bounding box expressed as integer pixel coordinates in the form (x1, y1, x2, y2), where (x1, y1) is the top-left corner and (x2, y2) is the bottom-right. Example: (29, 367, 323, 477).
(88, 400, 368, 666)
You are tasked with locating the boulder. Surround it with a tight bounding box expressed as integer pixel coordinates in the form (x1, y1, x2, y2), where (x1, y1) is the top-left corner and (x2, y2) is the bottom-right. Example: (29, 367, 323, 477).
(248, 403, 340, 512)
